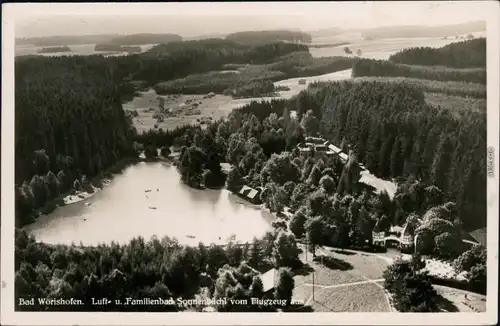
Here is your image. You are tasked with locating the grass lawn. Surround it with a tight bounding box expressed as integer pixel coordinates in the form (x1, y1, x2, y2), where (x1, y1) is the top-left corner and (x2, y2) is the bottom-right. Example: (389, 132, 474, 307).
(311, 283, 390, 312)
(292, 283, 315, 303)
(435, 285, 486, 312)
(295, 249, 365, 287)
(293, 246, 392, 312)
(324, 249, 390, 280)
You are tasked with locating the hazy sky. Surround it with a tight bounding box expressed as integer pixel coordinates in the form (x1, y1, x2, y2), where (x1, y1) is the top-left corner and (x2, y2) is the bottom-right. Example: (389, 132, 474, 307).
(7, 1, 492, 38)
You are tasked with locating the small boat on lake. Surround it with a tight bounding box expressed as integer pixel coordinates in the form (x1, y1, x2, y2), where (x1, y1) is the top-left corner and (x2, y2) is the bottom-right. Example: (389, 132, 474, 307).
(186, 235, 196, 239)
(145, 189, 152, 193)
(148, 206, 157, 210)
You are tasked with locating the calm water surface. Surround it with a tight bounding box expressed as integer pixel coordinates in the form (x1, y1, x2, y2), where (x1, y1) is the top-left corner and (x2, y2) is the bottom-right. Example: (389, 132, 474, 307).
(25, 162, 274, 246)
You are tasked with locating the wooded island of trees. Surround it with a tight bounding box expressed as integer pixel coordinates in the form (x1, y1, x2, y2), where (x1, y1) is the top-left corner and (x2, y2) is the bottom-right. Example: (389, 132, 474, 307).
(14, 36, 487, 312)
(37, 46, 72, 54)
(94, 44, 142, 53)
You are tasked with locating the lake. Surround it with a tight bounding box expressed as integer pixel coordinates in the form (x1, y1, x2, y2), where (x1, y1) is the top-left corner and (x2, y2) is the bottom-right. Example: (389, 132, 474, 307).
(24, 162, 275, 246)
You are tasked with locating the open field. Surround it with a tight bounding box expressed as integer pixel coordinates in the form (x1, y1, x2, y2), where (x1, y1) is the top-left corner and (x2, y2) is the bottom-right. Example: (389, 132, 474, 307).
(424, 92, 486, 114)
(122, 90, 235, 133)
(292, 245, 392, 312)
(154, 66, 286, 96)
(309, 32, 486, 59)
(359, 170, 398, 199)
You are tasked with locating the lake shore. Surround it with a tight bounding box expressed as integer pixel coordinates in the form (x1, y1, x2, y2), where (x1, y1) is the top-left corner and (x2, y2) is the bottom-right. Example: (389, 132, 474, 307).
(61, 154, 177, 206)
(24, 155, 176, 228)
(25, 161, 274, 246)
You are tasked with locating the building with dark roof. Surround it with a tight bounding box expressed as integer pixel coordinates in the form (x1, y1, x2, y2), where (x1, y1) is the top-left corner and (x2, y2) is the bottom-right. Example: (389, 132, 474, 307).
(468, 228, 486, 246)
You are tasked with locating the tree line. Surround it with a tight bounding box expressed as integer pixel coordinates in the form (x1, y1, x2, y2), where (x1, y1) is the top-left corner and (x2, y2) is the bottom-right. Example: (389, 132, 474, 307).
(15, 56, 136, 227)
(388, 38, 486, 68)
(15, 225, 304, 311)
(352, 59, 486, 85)
(345, 76, 486, 99)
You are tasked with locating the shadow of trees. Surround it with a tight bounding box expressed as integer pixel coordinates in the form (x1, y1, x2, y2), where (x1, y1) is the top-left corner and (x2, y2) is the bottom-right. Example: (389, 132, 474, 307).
(313, 255, 353, 271)
(436, 294, 459, 312)
(294, 262, 315, 276)
(332, 249, 357, 256)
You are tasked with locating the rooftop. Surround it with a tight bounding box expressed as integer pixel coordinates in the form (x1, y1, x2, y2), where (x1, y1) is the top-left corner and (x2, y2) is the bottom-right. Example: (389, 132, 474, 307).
(469, 228, 486, 246)
(339, 153, 349, 162)
(239, 185, 253, 195)
(238, 185, 262, 200)
(260, 268, 278, 293)
(304, 136, 326, 144)
(328, 144, 342, 154)
(247, 188, 259, 199)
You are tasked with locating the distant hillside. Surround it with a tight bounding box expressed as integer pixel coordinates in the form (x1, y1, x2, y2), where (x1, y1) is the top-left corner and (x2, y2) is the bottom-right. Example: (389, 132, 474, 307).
(185, 33, 228, 41)
(145, 38, 247, 57)
(107, 33, 182, 45)
(16, 33, 182, 47)
(361, 20, 485, 40)
(16, 34, 119, 46)
(389, 38, 486, 68)
(145, 39, 309, 62)
(225, 30, 312, 44)
(134, 39, 309, 84)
